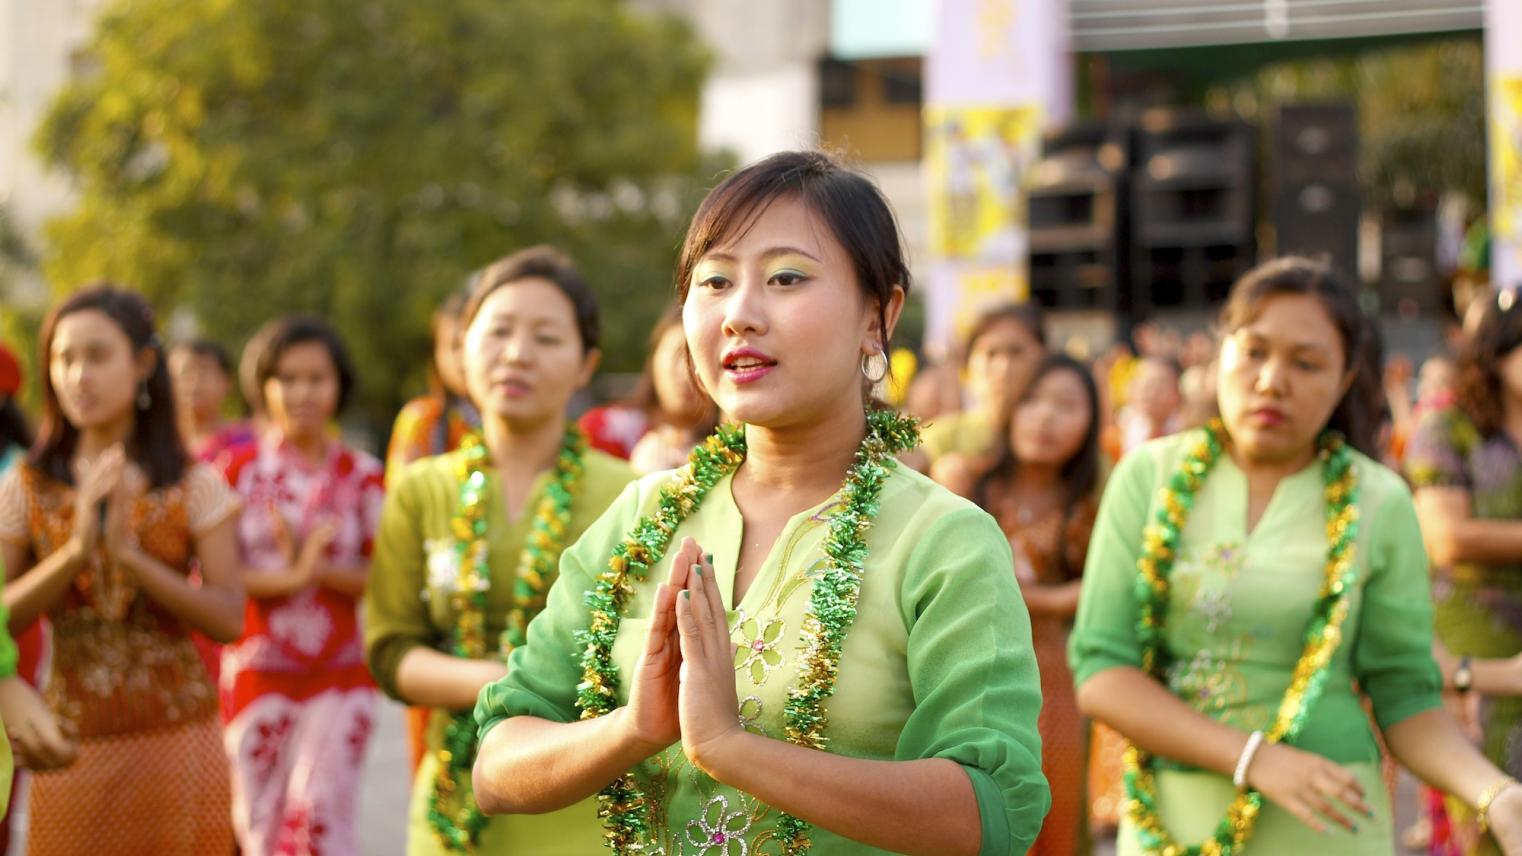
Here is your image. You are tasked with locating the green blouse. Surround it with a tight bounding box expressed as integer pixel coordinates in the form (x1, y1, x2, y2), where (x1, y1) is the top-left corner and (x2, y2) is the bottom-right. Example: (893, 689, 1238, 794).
(363, 445, 634, 854)
(476, 463, 1049, 855)
(365, 447, 635, 698)
(1069, 431, 1443, 769)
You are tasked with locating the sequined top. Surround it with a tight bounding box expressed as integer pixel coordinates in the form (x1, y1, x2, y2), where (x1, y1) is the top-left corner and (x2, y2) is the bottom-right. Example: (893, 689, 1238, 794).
(1069, 431, 1443, 768)
(0, 463, 241, 739)
(477, 464, 1049, 855)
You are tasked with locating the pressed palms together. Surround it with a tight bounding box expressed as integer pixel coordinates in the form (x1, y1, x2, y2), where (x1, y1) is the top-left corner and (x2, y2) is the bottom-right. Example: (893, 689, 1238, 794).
(624, 536, 741, 772)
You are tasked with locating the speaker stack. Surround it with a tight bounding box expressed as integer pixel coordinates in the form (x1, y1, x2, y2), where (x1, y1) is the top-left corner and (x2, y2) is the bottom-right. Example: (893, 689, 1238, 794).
(1380, 203, 1443, 316)
(1129, 110, 1257, 315)
(1273, 103, 1361, 283)
(1027, 121, 1131, 313)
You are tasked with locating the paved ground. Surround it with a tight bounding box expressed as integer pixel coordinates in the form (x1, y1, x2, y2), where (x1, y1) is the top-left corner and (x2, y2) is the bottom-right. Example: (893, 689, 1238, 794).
(359, 699, 412, 856)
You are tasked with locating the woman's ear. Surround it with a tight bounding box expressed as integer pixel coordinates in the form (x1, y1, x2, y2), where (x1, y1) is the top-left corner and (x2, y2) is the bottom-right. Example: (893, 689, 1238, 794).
(136, 346, 159, 384)
(576, 348, 603, 389)
(1338, 366, 1357, 400)
(864, 285, 907, 354)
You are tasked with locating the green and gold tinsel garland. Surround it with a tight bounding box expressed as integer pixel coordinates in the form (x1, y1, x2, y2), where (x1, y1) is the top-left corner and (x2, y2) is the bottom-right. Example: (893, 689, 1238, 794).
(428, 427, 586, 853)
(574, 409, 920, 855)
(1124, 419, 1360, 856)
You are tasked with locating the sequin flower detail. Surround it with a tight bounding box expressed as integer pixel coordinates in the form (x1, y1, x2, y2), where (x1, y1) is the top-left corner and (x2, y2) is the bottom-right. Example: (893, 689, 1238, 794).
(422, 538, 461, 598)
(732, 612, 785, 686)
(685, 794, 751, 855)
(737, 696, 765, 735)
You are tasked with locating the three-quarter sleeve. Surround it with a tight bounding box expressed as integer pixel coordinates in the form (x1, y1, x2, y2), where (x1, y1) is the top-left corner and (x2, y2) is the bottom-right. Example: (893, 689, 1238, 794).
(1404, 408, 1473, 490)
(1067, 447, 1158, 687)
(363, 464, 433, 701)
(474, 480, 643, 740)
(893, 505, 1049, 856)
(1354, 473, 1444, 729)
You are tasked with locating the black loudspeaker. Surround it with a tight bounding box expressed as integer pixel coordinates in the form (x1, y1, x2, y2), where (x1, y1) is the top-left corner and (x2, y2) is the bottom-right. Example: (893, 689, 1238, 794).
(1380, 204, 1443, 316)
(1129, 110, 1257, 313)
(1274, 103, 1360, 281)
(1027, 121, 1130, 313)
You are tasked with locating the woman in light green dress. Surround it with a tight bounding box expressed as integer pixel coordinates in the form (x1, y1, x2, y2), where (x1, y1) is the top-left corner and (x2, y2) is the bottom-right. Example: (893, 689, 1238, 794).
(905, 302, 1046, 477)
(364, 247, 634, 854)
(1070, 257, 1522, 855)
(472, 151, 1048, 854)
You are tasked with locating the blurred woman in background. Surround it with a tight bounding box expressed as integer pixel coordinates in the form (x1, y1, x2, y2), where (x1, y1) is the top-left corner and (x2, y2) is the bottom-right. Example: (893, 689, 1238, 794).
(0, 286, 244, 855)
(218, 316, 383, 856)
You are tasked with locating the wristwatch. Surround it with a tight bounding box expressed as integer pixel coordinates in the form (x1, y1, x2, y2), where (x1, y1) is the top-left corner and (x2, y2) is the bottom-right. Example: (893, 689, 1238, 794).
(1455, 655, 1474, 694)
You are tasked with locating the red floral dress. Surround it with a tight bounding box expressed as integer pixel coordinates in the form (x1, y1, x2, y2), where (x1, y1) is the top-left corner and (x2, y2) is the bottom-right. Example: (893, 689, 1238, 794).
(217, 436, 384, 856)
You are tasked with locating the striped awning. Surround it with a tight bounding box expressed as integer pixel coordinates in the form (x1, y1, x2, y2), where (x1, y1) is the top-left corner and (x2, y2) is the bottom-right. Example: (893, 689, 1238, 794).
(829, 0, 1484, 59)
(1069, 0, 1482, 52)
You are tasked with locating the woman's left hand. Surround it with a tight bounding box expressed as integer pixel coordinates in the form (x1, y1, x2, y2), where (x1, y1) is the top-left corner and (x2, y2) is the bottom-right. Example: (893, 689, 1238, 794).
(1489, 784, 1522, 856)
(674, 548, 743, 777)
(102, 464, 148, 565)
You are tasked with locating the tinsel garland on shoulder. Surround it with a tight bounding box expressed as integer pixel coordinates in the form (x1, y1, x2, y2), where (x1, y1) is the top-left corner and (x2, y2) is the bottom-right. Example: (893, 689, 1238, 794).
(575, 409, 920, 855)
(1124, 420, 1360, 856)
(429, 427, 587, 853)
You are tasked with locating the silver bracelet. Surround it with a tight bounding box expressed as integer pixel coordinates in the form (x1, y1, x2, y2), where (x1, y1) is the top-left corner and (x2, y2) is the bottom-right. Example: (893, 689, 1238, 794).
(1233, 730, 1266, 790)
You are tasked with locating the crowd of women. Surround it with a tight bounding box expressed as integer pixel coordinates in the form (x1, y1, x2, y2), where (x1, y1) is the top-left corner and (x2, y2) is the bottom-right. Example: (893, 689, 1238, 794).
(0, 149, 1520, 855)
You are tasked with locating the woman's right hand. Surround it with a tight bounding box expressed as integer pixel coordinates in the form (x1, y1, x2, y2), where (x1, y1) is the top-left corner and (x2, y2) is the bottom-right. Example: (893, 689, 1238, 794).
(1246, 741, 1372, 834)
(295, 517, 340, 586)
(623, 537, 699, 753)
(69, 446, 125, 560)
(0, 677, 77, 770)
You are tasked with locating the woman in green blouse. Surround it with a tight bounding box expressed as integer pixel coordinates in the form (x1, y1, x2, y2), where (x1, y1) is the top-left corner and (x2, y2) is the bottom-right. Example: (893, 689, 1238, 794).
(1070, 257, 1522, 854)
(364, 246, 634, 854)
(471, 150, 1048, 854)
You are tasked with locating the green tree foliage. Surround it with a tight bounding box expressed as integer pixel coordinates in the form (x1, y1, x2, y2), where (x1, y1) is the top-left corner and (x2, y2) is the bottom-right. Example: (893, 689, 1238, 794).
(35, 0, 721, 431)
(1207, 37, 1486, 209)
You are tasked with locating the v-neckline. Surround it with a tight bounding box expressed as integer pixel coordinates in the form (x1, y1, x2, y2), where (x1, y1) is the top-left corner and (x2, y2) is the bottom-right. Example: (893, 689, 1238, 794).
(712, 471, 842, 613)
(482, 465, 555, 540)
(1215, 452, 1321, 542)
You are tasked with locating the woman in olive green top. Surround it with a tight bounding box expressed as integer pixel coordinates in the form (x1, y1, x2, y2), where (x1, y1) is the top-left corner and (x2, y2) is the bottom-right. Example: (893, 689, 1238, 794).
(1070, 258, 1522, 854)
(365, 247, 634, 855)
(908, 302, 1046, 477)
(472, 151, 1048, 854)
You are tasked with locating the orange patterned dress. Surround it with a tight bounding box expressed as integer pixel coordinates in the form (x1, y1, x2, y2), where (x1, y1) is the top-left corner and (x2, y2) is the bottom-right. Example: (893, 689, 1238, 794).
(990, 492, 1098, 856)
(0, 463, 240, 855)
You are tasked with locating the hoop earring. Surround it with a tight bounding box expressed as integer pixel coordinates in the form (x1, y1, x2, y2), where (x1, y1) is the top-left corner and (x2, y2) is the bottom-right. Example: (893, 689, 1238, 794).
(860, 351, 889, 384)
(136, 381, 152, 411)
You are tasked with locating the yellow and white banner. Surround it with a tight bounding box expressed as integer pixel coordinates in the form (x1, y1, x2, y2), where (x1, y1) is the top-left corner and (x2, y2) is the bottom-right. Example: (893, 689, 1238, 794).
(924, 0, 1070, 355)
(1490, 0, 1522, 290)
